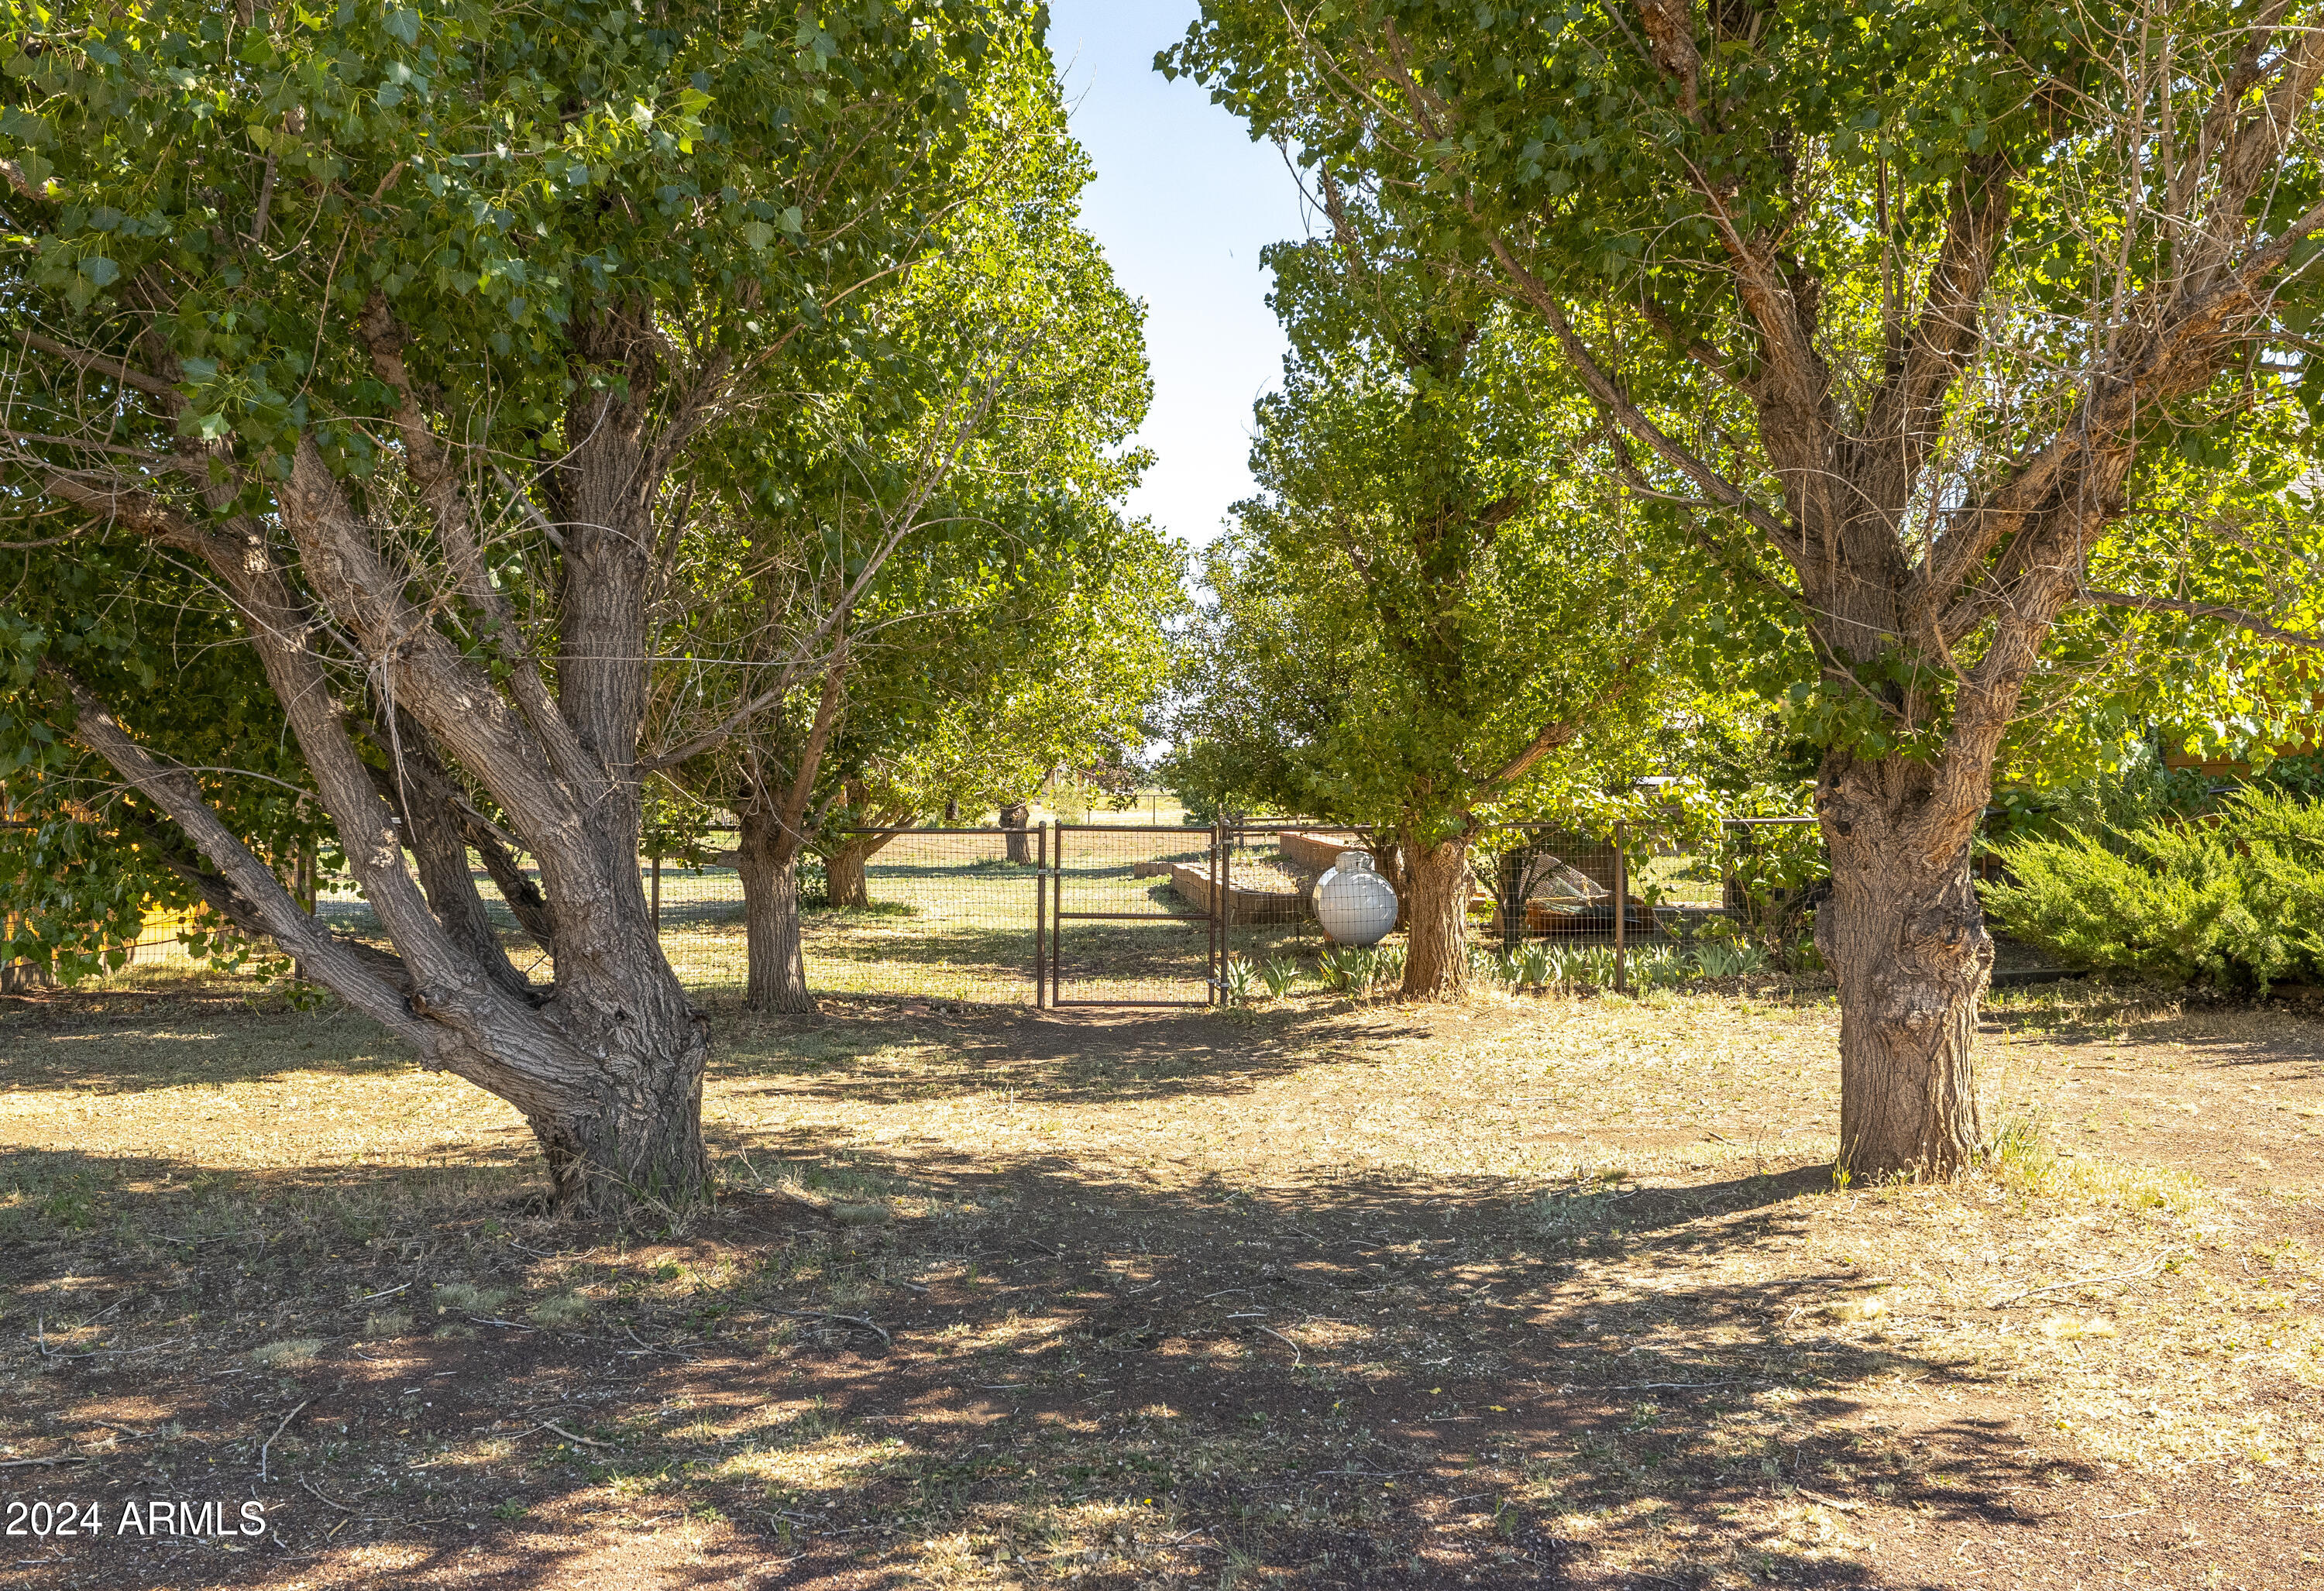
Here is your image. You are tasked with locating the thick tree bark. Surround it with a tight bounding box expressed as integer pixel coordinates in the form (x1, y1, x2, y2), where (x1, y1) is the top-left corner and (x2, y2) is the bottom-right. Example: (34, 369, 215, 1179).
(1001, 799, 1033, 864)
(1399, 831, 1473, 998)
(35, 294, 725, 1220)
(64, 671, 712, 1217)
(390, 727, 535, 1002)
(525, 1036, 710, 1212)
(824, 829, 901, 910)
(735, 798, 812, 1013)
(1816, 754, 1994, 1177)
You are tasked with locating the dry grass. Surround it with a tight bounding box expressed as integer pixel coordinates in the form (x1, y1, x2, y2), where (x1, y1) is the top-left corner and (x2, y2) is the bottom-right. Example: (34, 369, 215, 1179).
(0, 981, 2319, 1588)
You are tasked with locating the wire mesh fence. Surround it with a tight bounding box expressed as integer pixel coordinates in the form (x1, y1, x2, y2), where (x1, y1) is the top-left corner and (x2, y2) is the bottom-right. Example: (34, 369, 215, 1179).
(1214, 817, 1829, 994)
(1045, 824, 1216, 1007)
(40, 815, 1832, 1002)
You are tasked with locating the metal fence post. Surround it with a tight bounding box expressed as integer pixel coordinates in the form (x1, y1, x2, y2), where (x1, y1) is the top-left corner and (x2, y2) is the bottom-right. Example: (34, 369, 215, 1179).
(1612, 821, 1628, 993)
(1500, 841, 1525, 954)
(1207, 822, 1222, 1005)
(651, 850, 662, 933)
(1034, 820, 1048, 1009)
(1220, 823, 1234, 990)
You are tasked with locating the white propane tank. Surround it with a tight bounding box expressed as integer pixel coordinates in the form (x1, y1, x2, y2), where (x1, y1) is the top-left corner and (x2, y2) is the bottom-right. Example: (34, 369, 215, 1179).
(1313, 850, 1398, 946)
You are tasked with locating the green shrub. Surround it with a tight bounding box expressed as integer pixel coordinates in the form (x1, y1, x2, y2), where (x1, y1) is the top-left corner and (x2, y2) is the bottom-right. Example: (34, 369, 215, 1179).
(1985, 789, 2324, 992)
(1219, 954, 1260, 1005)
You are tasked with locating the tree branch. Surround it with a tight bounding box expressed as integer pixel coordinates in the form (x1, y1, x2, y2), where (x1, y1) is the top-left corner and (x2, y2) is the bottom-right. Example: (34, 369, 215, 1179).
(13, 330, 179, 398)
(2085, 589, 2324, 648)
(1489, 251, 1809, 564)
(54, 668, 428, 1037)
(117, 809, 414, 992)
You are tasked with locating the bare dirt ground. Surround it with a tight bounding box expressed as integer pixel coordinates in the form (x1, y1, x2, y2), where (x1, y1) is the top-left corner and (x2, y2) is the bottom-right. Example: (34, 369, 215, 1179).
(0, 981, 2318, 1589)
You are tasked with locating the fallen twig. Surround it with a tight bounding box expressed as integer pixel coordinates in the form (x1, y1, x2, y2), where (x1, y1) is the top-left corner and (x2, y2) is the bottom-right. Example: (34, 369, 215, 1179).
(76, 1297, 128, 1329)
(356, 1282, 411, 1304)
(621, 1321, 694, 1359)
(298, 1477, 358, 1513)
(30, 1318, 184, 1362)
(771, 1309, 891, 1348)
(0, 1455, 94, 1469)
(535, 1420, 617, 1449)
(1986, 1249, 2173, 1309)
(258, 1400, 309, 1483)
(1259, 1325, 1303, 1367)
(470, 1316, 538, 1332)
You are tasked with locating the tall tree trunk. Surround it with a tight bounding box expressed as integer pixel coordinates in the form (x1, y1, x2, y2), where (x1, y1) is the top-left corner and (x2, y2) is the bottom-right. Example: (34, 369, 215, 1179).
(824, 829, 900, 910)
(524, 1037, 710, 1211)
(735, 798, 811, 1013)
(1400, 831, 1472, 998)
(391, 728, 534, 1002)
(1816, 754, 1993, 1178)
(1001, 799, 1033, 864)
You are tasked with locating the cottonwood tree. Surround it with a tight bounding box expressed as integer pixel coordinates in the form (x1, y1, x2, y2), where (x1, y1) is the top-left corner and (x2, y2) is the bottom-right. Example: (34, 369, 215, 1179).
(0, 0, 1038, 1212)
(644, 68, 1153, 1010)
(810, 517, 1181, 911)
(1169, 212, 1708, 996)
(1174, 0, 2324, 1172)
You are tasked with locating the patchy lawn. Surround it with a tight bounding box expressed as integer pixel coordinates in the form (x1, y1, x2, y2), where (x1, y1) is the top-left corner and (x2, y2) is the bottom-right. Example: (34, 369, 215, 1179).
(0, 981, 2319, 1589)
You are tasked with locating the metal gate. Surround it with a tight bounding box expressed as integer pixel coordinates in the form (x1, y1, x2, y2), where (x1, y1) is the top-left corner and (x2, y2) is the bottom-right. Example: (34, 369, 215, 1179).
(1041, 824, 1219, 1008)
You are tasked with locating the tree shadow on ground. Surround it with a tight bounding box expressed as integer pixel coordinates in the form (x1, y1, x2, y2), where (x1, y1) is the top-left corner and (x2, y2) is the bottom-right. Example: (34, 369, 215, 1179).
(5, 994, 2314, 1586)
(2, 1132, 2218, 1591)
(0, 1003, 411, 1091)
(706, 999, 1439, 1113)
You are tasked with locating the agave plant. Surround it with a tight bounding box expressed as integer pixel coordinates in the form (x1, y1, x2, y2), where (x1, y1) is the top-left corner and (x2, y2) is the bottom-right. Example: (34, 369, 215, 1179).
(1259, 954, 1302, 998)
(1628, 945, 1685, 988)
(1221, 954, 1259, 1006)
(1691, 940, 1767, 978)
(1563, 946, 1621, 988)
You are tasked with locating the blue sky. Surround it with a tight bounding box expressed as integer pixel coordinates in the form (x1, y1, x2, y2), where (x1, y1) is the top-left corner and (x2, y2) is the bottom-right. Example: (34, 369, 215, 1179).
(1044, 2, 1313, 552)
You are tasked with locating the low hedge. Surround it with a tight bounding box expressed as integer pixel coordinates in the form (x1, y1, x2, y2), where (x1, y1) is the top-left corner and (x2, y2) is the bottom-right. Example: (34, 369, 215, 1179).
(1984, 789, 2324, 992)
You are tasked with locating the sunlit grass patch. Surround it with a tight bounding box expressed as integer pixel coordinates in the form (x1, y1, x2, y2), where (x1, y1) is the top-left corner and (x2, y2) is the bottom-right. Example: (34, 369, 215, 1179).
(526, 1291, 590, 1327)
(429, 1281, 510, 1315)
(1986, 1112, 2212, 1214)
(249, 1336, 324, 1368)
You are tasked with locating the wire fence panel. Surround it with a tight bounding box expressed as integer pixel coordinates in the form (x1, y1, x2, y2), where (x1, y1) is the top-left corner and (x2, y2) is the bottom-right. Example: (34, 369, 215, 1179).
(49, 814, 1834, 1003)
(1214, 824, 1356, 980)
(1050, 824, 1215, 1007)
(643, 828, 1047, 1004)
(1216, 817, 1834, 990)
(796, 828, 1040, 1005)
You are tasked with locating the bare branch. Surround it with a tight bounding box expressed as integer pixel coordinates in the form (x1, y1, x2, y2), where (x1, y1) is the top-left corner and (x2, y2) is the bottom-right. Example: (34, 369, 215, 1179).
(1489, 249, 1809, 563)
(2085, 588, 2324, 648)
(13, 330, 179, 398)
